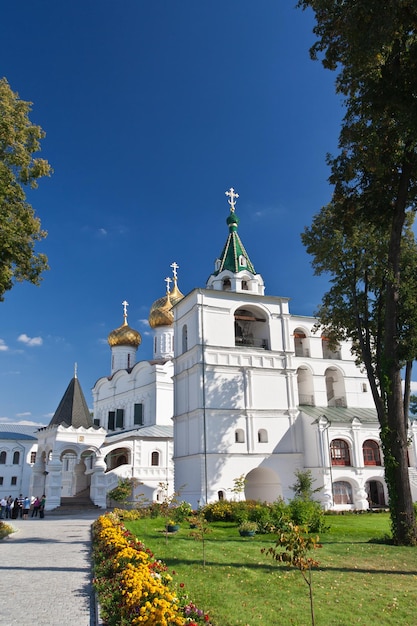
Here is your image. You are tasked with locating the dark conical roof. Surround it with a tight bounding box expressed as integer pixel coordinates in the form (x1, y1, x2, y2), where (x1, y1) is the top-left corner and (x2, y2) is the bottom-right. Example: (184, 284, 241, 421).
(48, 376, 93, 429)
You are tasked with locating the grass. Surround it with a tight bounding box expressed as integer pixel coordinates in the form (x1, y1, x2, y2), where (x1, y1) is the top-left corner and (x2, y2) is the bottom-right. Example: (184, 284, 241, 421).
(125, 513, 417, 626)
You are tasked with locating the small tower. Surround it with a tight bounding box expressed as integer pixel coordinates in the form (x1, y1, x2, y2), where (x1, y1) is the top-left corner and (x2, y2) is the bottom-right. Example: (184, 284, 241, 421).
(149, 262, 184, 359)
(206, 187, 265, 294)
(108, 301, 141, 374)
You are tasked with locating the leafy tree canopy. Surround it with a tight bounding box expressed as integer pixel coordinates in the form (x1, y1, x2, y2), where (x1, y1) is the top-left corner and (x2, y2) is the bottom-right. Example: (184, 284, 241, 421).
(0, 77, 52, 300)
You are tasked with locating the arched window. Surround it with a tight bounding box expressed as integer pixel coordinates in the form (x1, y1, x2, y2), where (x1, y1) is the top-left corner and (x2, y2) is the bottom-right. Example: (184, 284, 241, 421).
(222, 278, 231, 291)
(322, 336, 341, 359)
(234, 307, 268, 349)
(218, 490, 225, 501)
(151, 451, 160, 466)
(330, 439, 351, 466)
(235, 429, 245, 443)
(363, 440, 382, 466)
(0, 451, 6, 464)
(182, 325, 188, 353)
(258, 429, 268, 443)
(241, 280, 249, 290)
(333, 481, 353, 504)
(294, 329, 310, 357)
(13, 451, 20, 465)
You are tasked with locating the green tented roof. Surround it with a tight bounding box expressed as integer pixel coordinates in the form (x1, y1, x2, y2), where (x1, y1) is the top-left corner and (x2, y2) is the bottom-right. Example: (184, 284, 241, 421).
(213, 212, 256, 276)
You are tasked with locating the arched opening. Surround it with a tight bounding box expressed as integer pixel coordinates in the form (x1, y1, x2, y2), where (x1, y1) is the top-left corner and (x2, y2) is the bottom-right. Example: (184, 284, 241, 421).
(297, 366, 315, 406)
(365, 480, 386, 507)
(330, 439, 351, 466)
(0, 451, 6, 464)
(245, 467, 282, 502)
(325, 367, 347, 407)
(218, 490, 225, 501)
(151, 451, 160, 466)
(322, 335, 342, 359)
(234, 306, 269, 350)
(258, 429, 268, 443)
(105, 447, 130, 471)
(222, 278, 231, 291)
(363, 440, 382, 466)
(13, 451, 20, 464)
(182, 325, 188, 353)
(333, 480, 353, 504)
(235, 429, 245, 443)
(294, 328, 310, 357)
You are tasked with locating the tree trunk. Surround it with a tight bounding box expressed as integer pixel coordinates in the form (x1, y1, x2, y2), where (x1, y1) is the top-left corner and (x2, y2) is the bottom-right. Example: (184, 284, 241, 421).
(383, 159, 417, 545)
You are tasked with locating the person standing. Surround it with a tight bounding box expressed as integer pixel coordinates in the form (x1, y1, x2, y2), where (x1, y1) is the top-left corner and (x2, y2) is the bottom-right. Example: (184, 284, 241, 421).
(22, 496, 30, 520)
(31, 496, 40, 517)
(11, 497, 19, 519)
(17, 494, 24, 519)
(5, 496, 12, 519)
(39, 494, 46, 519)
(0, 496, 6, 519)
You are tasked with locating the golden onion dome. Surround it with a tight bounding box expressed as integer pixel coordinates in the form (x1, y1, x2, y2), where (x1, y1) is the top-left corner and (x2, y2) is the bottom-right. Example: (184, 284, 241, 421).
(170, 281, 184, 306)
(108, 318, 141, 348)
(148, 277, 185, 329)
(148, 292, 174, 329)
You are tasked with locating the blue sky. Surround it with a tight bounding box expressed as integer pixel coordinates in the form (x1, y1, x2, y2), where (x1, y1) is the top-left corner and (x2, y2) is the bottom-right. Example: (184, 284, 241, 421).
(0, 1, 378, 425)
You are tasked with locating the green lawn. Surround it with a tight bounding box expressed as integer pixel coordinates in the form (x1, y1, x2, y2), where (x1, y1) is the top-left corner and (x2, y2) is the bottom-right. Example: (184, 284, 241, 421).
(125, 514, 417, 626)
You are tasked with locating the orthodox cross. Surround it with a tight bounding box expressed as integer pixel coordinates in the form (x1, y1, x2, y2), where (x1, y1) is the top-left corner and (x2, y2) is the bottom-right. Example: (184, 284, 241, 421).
(170, 261, 179, 281)
(165, 276, 172, 294)
(225, 187, 239, 212)
(122, 300, 129, 324)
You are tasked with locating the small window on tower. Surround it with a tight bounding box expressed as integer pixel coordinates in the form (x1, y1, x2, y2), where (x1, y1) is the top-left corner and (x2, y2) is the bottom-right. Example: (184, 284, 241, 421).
(134, 403, 144, 426)
(222, 278, 231, 291)
(239, 255, 247, 267)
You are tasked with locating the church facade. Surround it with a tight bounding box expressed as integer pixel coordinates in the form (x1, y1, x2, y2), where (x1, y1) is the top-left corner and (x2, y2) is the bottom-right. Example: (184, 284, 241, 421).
(4, 189, 417, 511)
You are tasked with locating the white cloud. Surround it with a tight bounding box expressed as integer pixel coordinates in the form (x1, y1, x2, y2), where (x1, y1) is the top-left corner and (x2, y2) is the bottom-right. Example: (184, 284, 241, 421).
(17, 334, 43, 347)
(98, 228, 107, 236)
(0, 339, 9, 351)
(16, 412, 31, 417)
(139, 319, 150, 328)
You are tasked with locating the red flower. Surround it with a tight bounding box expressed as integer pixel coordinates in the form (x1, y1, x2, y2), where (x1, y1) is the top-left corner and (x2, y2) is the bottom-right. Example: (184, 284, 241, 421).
(180, 582, 185, 588)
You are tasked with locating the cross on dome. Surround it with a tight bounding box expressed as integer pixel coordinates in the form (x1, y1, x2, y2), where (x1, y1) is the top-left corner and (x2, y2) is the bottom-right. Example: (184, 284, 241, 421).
(170, 261, 179, 281)
(165, 276, 172, 294)
(122, 300, 129, 323)
(225, 187, 239, 213)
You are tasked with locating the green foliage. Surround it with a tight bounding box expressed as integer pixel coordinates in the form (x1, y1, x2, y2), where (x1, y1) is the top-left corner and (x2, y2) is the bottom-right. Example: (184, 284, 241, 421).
(0, 520, 14, 539)
(0, 77, 52, 300)
(291, 469, 322, 501)
(173, 500, 193, 523)
(107, 478, 138, 505)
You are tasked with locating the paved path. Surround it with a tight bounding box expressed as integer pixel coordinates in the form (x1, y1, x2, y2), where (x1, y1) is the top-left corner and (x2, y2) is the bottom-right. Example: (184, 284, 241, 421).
(0, 512, 101, 626)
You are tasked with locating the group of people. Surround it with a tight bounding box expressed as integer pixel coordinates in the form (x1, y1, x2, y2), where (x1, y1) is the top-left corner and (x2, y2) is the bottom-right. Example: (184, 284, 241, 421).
(0, 494, 46, 520)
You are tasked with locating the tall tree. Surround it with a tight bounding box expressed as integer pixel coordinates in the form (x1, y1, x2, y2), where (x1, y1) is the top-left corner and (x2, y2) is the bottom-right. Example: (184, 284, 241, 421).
(0, 77, 51, 300)
(297, 1, 417, 544)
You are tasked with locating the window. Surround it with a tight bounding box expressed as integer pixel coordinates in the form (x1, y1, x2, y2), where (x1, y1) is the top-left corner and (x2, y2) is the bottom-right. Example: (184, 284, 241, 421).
(116, 408, 124, 429)
(13, 451, 20, 465)
(127, 354, 131, 368)
(108, 411, 115, 430)
(362, 383, 368, 392)
(134, 403, 144, 426)
(222, 278, 231, 291)
(239, 255, 247, 267)
(93, 418, 100, 427)
(151, 451, 160, 466)
(0, 477, 3, 486)
(30, 452, 36, 464)
(330, 439, 351, 466)
(241, 280, 248, 290)
(258, 429, 268, 443)
(0, 451, 6, 464)
(363, 440, 381, 466)
(11, 476, 17, 486)
(333, 481, 353, 504)
(182, 325, 188, 353)
(218, 490, 225, 501)
(235, 429, 245, 443)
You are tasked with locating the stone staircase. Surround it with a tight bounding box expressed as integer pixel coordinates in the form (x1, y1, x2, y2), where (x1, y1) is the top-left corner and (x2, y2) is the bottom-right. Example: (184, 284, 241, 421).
(48, 488, 102, 515)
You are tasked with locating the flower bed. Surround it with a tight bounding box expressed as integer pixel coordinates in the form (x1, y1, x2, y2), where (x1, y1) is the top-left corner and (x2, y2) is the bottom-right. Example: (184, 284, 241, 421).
(92, 513, 213, 625)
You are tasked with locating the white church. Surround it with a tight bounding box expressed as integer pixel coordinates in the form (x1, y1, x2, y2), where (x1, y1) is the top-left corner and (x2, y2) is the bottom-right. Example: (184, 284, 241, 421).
(3, 188, 417, 511)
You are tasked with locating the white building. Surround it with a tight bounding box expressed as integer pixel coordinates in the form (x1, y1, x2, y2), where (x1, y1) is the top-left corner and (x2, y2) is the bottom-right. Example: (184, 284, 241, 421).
(4, 188, 417, 511)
